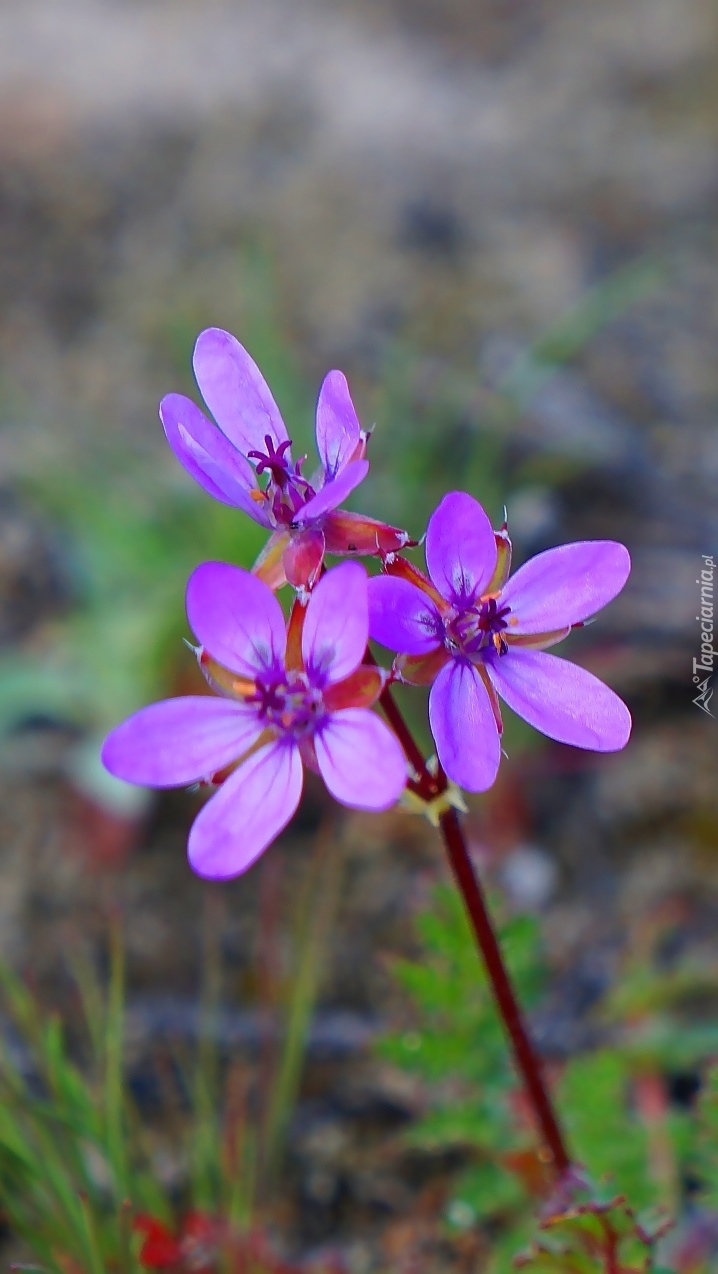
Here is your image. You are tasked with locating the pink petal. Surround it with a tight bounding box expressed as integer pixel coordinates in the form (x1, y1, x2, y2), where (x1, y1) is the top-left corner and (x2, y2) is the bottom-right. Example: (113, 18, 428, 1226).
(315, 708, 407, 810)
(188, 740, 303, 879)
(425, 492, 498, 606)
(186, 562, 286, 678)
(192, 328, 288, 456)
(368, 575, 443, 654)
(101, 697, 261, 788)
(293, 459, 369, 525)
(486, 649, 632, 751)
(315, 371, 362, 479)
(302, 561, 368, 683)
(160, 394, 271, 525)
(428, 659, 502, 792)
(501, 541, 631, 634)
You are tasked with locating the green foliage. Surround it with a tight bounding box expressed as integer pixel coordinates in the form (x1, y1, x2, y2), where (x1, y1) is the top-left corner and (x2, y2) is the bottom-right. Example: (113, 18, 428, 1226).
(0, 925, 155, 1273)
(0, 837, 340, 1272)
(695, 1068, 718, 1213)
(380, 884, 543, 1151)
(514, 1179, 672, 1273)
(379, 883, 718, 1269)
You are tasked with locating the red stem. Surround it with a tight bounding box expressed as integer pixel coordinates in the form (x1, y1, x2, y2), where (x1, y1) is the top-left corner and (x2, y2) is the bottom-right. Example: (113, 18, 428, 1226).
(439, 806, 570, 1175)
(376, 676, 571, 1177)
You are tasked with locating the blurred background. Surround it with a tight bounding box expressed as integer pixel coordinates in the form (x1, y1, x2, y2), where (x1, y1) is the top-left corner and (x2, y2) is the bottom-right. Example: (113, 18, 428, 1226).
(0, 0, 717, 1268)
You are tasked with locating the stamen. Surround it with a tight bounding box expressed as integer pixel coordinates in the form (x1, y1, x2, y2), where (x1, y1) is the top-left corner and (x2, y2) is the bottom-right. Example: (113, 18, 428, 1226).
(250, 673, 326, 739)
(246, 435, 317, 524)
(445, 595, 513, 659)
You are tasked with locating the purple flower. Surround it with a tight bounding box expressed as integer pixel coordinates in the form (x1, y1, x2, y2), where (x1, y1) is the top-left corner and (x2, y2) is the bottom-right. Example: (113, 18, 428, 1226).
(160, 328, 410, 589)
(368, 491, 632, 793)
(102, 561, 407, 878)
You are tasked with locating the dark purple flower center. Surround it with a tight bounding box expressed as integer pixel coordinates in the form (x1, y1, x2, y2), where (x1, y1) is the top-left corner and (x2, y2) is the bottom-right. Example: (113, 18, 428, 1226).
(445, 595, 512, 658)
(247, 434, 317, 525)
(249, 671, 325, 738)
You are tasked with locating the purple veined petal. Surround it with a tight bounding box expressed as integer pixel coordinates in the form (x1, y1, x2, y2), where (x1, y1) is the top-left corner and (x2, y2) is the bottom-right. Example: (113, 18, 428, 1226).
(302, 560, 368, 683)
(186, 561, 287, 679)
(500, 541, 631, 634)
(315, 371, 363, 480)
(160, 394, 272, 526)
(101, 697, 261, 788)
(292, 459, 369, 525)
(193, 328, 289, 456)
(188, 739, 303, 879)
(315, 708, 407, 810)
(486, 649, 632, 751)
(425, 491, 498, 606)
(368, 575, 443, 655)
(428, 658, 502, 792)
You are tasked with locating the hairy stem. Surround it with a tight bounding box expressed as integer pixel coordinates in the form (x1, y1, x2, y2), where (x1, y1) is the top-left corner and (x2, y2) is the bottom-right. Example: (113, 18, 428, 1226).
(376, 677, 571, 1177)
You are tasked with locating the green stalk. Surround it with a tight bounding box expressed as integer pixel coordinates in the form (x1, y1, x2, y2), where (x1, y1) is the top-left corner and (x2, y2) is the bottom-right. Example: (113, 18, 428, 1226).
(260, 818, 343, 1195)
(105, 920, 129, 1200)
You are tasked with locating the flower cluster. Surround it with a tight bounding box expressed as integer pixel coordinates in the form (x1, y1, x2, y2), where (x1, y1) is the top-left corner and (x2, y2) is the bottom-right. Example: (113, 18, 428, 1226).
(103, 329, 632, 878)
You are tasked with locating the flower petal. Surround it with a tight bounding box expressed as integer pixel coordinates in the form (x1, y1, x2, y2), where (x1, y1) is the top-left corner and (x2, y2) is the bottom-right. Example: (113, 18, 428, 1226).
(292, 459, 369, 524)
(323, 509, 412, 557)
(501, 541, 631, 633)
(486, 649, 632, 751)
(384, 556, 448, 612)
(506, 626, 571, 650)
(428, 659, 502, 792)
(186, 562, 286, 678)
(368, 575, 443, 654)
(160, 394, 270, 523)
(315, 708, 407, 810)
(101, 697, 261, 788)
(425, 491, 498, 606)
(188, 740, 303, 879)
(302, 561, 368, 683)
(193, 328, 288, 455)
(315, 371, 363, 479)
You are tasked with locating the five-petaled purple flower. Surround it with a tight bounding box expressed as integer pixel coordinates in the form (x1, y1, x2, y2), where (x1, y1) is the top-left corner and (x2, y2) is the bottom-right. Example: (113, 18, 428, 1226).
(102, 561, 407, 879)
(368, 491, 631, 793)
(161, 328, 410, 590)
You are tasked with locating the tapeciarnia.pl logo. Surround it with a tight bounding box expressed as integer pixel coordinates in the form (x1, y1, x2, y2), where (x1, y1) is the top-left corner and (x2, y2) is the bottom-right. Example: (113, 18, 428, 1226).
(693, 554, 715, 717)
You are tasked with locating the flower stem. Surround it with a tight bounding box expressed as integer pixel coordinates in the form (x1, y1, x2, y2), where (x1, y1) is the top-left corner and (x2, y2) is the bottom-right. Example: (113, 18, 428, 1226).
(375, 675, 571, 1177)
(439, 805, 570, 1175)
